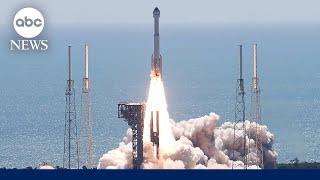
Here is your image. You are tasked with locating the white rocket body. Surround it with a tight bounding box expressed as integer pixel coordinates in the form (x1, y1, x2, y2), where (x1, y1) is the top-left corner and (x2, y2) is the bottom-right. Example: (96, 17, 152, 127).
(151, 7, 162, 78)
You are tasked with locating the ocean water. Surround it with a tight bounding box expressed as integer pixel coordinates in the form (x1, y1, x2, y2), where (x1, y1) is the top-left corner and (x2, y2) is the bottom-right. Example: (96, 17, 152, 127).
(0, 23, 320, 168)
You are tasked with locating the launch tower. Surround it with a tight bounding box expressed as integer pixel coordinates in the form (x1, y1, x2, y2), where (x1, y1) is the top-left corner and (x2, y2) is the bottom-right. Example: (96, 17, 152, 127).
(118, 103, 145, 169)
(232, 45, 248, 169)
(250, 44, 264, 168)
(63, 46, 79, 169)
(79, 45, 94, 169)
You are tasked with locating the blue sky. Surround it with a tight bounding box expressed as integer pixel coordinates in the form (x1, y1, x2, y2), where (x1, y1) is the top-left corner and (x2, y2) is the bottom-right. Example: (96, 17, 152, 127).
(1, 0, 320, 24)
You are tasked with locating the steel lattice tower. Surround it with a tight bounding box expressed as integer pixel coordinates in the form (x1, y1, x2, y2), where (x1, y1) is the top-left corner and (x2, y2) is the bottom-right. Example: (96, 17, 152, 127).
(250, 44, 264, 169)
(118, 103, 145, 169)
(232, 45, 248, 169)
(63, 46, 79, 169)
(79, 45, 94, 169)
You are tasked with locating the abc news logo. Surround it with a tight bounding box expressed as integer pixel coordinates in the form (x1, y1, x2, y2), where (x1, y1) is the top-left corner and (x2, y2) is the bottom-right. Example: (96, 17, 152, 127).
(16, 16, 43, 28)
(10, 7, 48, 51)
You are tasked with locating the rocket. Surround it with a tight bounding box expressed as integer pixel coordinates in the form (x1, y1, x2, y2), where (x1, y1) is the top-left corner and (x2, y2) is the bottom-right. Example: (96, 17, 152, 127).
(150, 7, 161, 159)
(151, 7, 162, 78)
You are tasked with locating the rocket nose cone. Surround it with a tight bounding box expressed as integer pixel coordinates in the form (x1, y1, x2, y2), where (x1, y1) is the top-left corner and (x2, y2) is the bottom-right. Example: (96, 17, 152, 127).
(153, 7, 160, 16)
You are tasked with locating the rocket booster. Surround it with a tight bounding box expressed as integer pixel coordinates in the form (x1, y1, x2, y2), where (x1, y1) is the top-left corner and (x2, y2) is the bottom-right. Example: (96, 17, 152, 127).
(151, 7, 162, 78)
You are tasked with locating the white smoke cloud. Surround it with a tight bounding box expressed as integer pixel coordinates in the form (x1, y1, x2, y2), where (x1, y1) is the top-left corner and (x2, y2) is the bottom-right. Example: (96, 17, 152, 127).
(98, 113, 277, 169)
(38, 165, 55, 170)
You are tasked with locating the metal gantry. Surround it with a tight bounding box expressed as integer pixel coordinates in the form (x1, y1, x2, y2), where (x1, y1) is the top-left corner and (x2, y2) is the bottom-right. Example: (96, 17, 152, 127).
(118, 103, 145, 169)
(79, 45, 94, 169)
(63, 46, 79, 169)
(232, 45, 248, 169)
(250, 44, 264, 169)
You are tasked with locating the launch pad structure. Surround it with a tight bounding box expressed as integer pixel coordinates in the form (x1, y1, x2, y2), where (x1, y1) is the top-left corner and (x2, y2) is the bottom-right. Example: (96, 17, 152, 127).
(63, 46, 80, 169)
(118, 103, 145, 169)
(232, 45, 248, 169)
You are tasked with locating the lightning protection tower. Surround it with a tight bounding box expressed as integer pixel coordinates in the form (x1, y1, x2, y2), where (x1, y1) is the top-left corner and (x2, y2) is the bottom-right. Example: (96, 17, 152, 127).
(63, 46, 79, 169)
(79, 45, 94, 169)
(250, 44, 264, 169)
(232, 45, 248, 169)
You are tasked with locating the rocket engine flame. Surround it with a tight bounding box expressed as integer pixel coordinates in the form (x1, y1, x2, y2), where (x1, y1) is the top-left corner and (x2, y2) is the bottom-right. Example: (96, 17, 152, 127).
(143, 76, 175, 157)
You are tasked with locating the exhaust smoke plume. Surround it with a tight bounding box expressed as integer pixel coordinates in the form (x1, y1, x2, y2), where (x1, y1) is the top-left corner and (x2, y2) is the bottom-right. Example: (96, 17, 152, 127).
(98, 113, 277, 169)
(98, 78, 277, 169)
